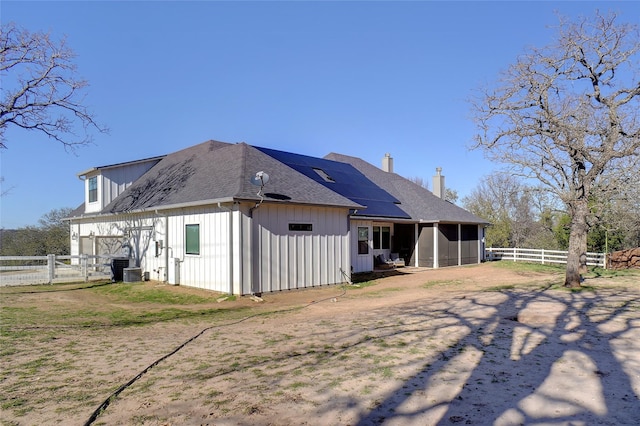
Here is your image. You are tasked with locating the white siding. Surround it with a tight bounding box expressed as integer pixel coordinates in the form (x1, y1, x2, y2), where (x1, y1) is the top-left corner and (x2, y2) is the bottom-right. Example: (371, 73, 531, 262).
(70, 202, 352, 295)
(351, 220, 373, 273)
(247, 204, 350, 294)
(166, 206, 233, 293)
(70, 213, 166, 280)
(84, 161, 159, 213)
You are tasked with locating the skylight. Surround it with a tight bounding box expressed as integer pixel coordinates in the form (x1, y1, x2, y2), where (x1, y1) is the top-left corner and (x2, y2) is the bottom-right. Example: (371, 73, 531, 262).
(313, 168, 335, 183)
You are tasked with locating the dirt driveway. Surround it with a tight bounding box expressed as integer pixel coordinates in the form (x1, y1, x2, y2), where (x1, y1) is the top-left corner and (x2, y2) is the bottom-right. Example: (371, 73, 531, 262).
(1, 263, 639, 425)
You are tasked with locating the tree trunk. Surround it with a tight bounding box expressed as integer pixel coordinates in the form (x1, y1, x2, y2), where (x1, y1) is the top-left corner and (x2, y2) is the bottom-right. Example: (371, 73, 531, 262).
(565, 199, 589, 288)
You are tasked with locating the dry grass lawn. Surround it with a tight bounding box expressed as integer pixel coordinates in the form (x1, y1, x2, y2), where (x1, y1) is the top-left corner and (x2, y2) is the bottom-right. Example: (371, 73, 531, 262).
(1, 262, 639, 425)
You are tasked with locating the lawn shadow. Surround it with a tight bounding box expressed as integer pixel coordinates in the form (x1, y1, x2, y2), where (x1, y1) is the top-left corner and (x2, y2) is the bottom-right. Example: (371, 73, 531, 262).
(354, 283, 640, 425)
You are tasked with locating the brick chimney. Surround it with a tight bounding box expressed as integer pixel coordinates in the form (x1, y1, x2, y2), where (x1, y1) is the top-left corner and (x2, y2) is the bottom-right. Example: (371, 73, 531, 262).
(382, 153, 393, 173)
(432, 167, 445, 198)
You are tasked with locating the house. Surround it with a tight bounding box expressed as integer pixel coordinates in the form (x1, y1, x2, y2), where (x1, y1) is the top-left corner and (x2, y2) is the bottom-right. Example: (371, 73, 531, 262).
(68, 140, 488, 294)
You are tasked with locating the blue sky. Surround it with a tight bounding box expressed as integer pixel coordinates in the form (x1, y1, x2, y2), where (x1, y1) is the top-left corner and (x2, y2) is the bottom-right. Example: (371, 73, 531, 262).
(1, 1, 638, 228)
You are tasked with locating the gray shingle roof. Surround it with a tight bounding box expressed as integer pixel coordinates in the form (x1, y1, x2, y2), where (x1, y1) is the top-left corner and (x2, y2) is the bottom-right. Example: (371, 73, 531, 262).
(324, 153, 489, 224)
(77, 139, 487, 225)
(104, 140, 360, 213)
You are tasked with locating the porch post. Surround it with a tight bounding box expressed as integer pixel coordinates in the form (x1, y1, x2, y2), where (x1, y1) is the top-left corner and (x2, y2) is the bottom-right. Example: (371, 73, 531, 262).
(458, 224, 462, 266)
(433, 223, 439, 269)
(413, 223, 419, 267)
(478, 225, 484, 264)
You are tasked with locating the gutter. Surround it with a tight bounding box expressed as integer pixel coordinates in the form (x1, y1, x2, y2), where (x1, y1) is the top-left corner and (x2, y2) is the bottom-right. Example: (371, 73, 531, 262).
(71, 196, 363, 221)
(68, 197, 237, 220)
(349, 215, 489, 226)
(163, 212, 169, 283)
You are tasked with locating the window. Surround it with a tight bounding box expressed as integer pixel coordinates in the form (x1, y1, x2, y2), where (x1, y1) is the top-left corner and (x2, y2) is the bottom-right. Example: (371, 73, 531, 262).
(88, 176, 98, 203)
(185, 224, 200, 255)
(289, 223, 313, 231)
(358, 227, 369, 255)
(382, 226, 391, 249)
(372, 226, 391, 250)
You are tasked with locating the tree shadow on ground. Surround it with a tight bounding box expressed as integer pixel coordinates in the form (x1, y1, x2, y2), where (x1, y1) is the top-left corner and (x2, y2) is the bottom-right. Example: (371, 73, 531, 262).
(354, 282, 640, 425)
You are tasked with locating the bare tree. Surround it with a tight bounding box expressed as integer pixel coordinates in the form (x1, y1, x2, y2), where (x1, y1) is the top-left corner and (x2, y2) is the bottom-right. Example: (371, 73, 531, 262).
(408, 176, 428, 189)
(462, 174, 551, 248)
(0, 176, 13, 197)
(0, 22, 106, 149)
(444, 187, 459, 204)
(593, 167, 640, 251)
(471, 12, 640, 287)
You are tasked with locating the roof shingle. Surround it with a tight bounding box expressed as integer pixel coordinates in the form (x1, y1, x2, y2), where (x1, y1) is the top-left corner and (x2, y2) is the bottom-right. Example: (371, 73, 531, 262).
(104, 140, 360, 213)
(324, 152, 488, 224)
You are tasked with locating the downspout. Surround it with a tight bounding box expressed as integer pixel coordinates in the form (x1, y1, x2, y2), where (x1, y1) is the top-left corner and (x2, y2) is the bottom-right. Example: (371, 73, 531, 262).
(247, 194, 262, 294)
(229, 206, 233, 295)
(164, 213, 169, 283)
(154, 210, 170, 283)
(218, 202, 234, 295)
(238, 205, 244, 295)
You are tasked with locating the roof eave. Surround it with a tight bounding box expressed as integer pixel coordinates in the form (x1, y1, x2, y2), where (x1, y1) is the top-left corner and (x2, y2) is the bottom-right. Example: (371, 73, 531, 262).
(76, 155, 166, 179)
(70, 196, 362, 219)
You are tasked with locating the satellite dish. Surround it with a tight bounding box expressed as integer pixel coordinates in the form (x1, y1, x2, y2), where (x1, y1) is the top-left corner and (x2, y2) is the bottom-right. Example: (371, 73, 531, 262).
(250, 171, 270, 186)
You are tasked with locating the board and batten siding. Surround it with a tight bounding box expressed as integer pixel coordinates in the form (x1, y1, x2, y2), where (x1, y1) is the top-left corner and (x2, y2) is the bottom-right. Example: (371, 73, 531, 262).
(248, 204, 350, 294)
(71, 203, 353, 295)
(84, 161, 159, 214)
(70, 213, 166, 279)
(350, 220, 373, 273)
(167, 206, 234, 294)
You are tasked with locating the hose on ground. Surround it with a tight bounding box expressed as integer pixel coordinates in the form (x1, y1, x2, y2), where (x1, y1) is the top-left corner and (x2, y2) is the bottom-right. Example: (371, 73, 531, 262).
(83, 284, 348, 426)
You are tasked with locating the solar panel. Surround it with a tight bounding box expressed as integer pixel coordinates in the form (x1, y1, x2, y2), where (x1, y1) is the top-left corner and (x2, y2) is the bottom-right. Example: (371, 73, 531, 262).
(256, 146, 411, 219)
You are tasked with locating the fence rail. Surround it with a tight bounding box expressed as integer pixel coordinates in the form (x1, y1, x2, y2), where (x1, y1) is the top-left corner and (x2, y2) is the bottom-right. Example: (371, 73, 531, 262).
(0, 254, 113, 286)
(485, 247, 606, 268)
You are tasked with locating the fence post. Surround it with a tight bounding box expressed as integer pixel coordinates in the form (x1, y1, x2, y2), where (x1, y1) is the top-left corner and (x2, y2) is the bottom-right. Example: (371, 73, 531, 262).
(47, 254, 56, 284)
(81, 255, 88, 282)
(541, 249, 545, 265)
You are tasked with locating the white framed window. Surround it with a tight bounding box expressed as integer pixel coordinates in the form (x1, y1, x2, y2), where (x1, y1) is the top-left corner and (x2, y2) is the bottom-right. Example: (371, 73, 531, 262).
(88, 176, 98, 203)
(373, 226, 391, 250)
(185, 224, 200, 255)
(358, 227, 369, 255)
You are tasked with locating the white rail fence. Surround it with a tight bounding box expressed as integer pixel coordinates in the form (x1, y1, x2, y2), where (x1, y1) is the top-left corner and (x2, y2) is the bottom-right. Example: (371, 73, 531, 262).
(486, 247, 606, 268)
(0, 255, 113, 286)
(1, 248, 607, 286)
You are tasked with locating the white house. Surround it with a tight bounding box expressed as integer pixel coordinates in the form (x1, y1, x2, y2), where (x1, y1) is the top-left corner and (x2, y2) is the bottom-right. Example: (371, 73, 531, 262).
(68, 140, 488, 295)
